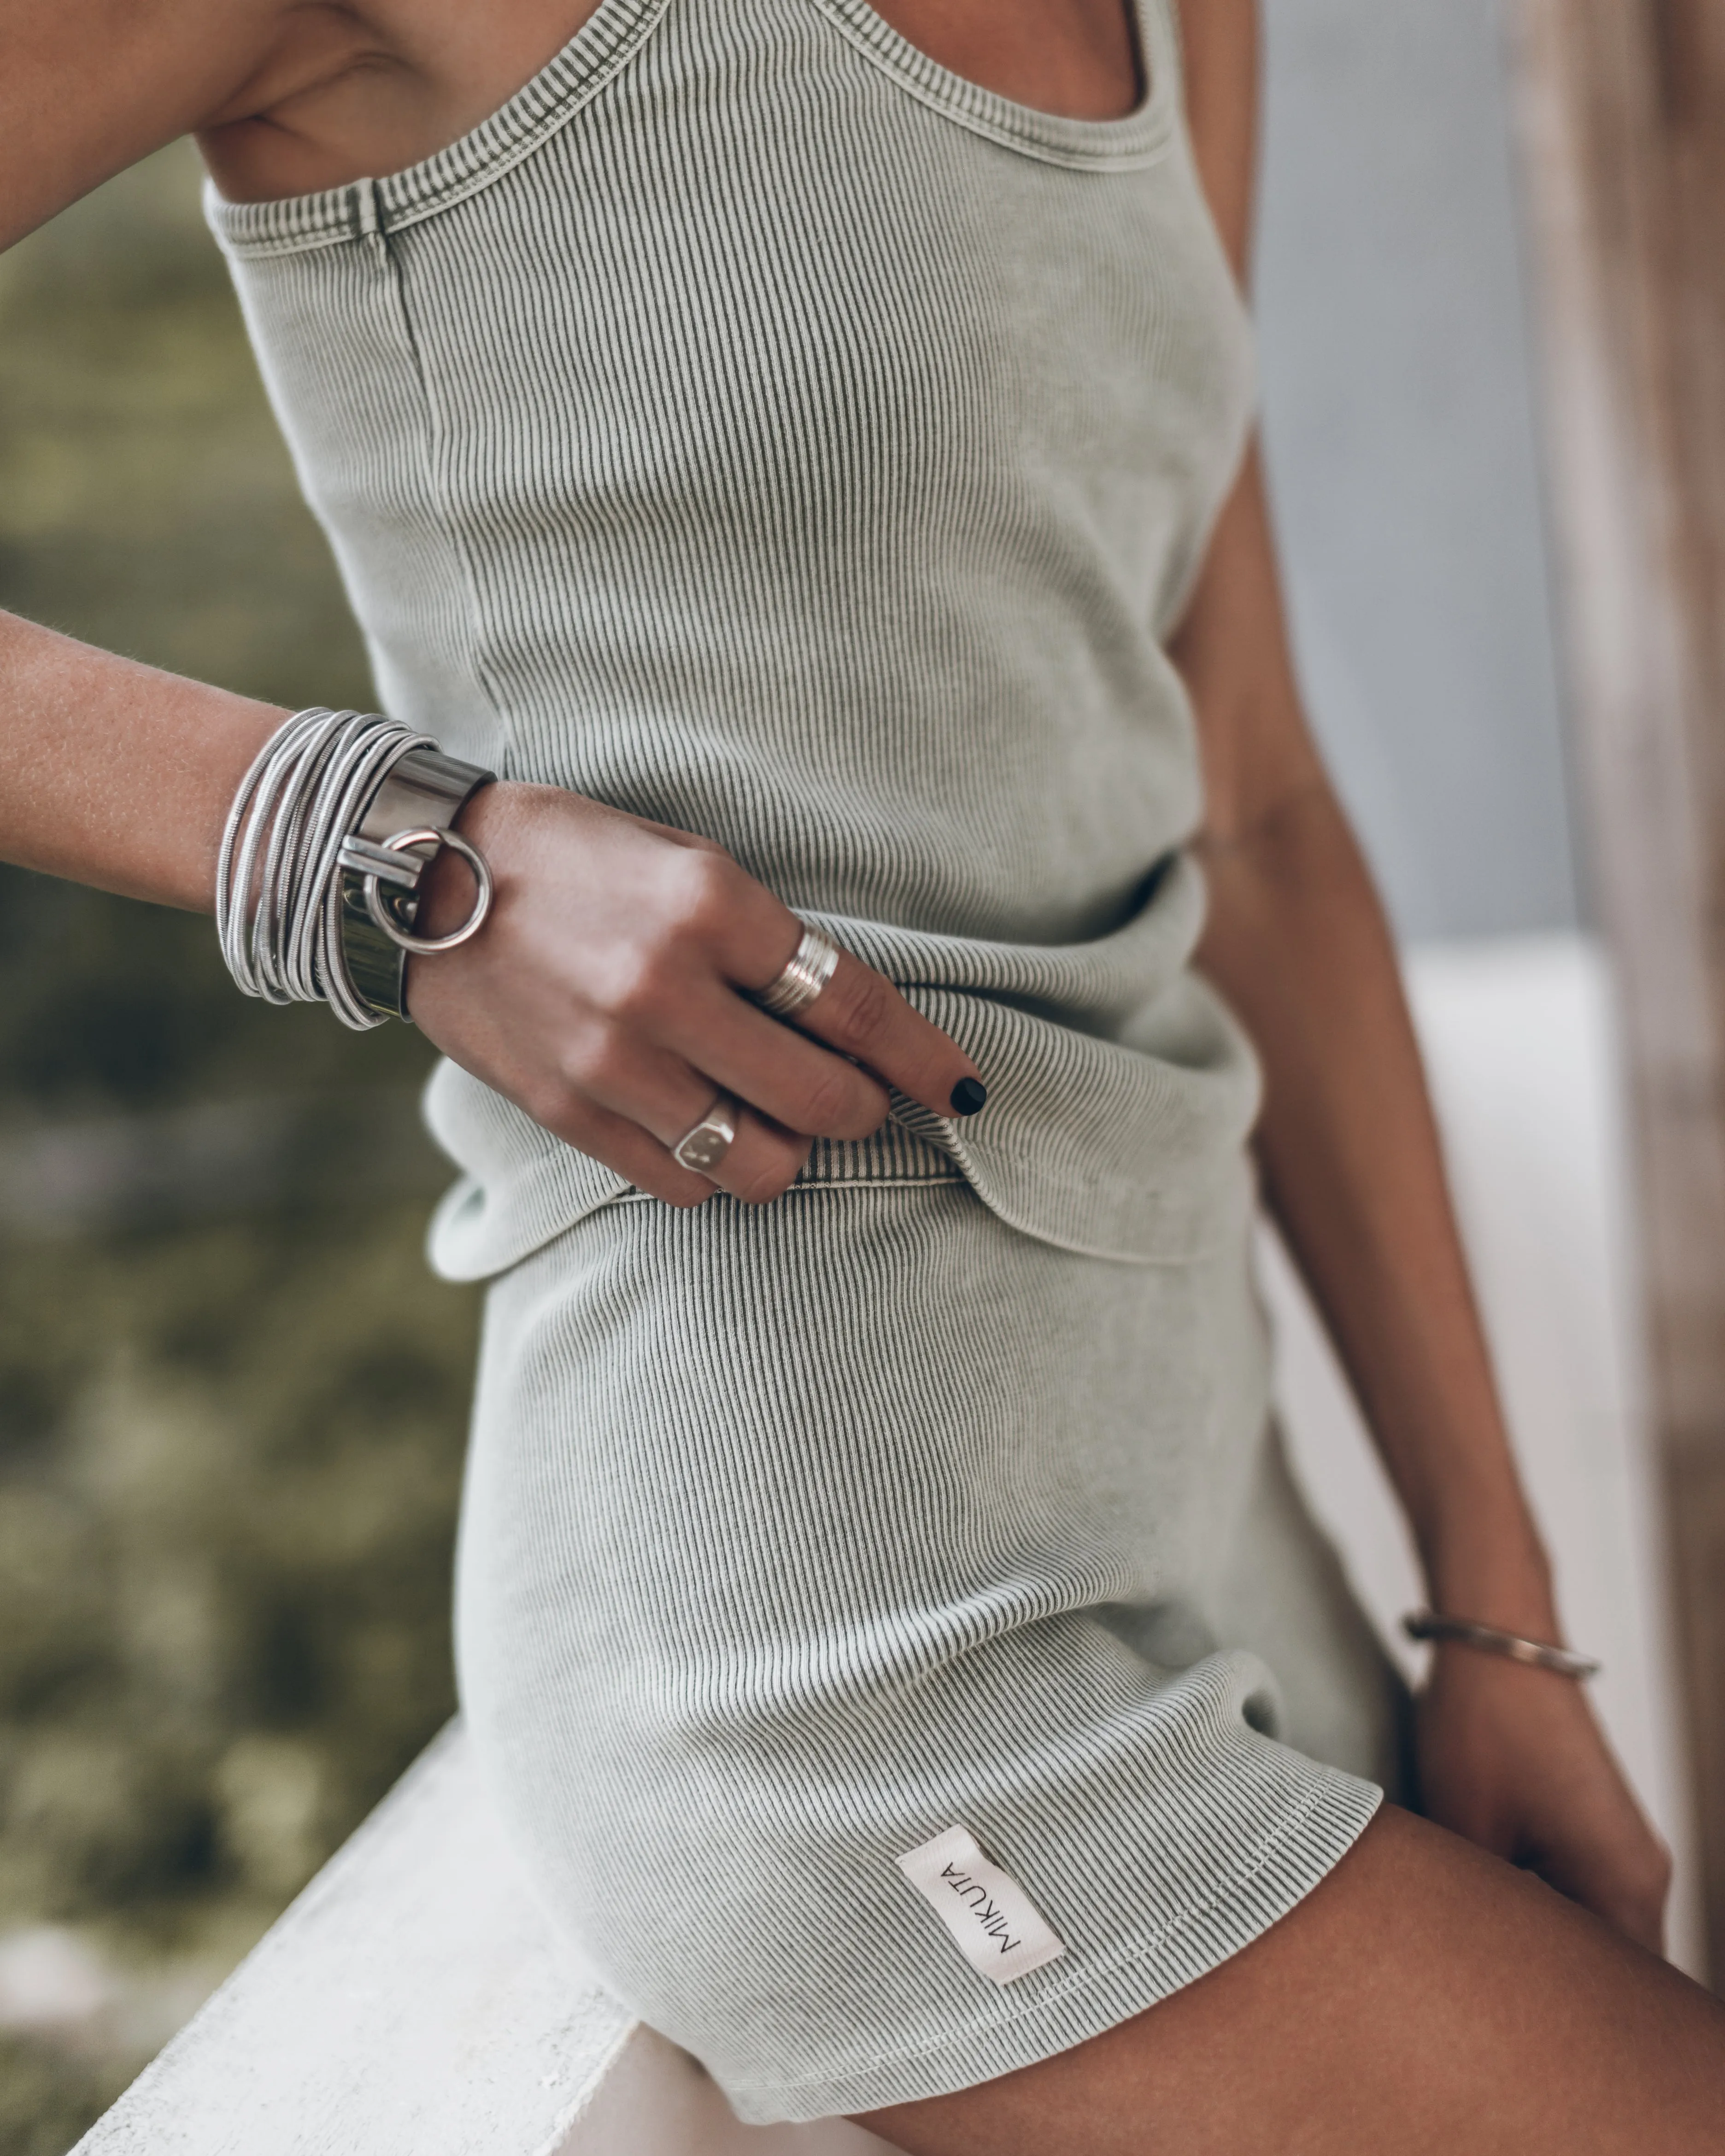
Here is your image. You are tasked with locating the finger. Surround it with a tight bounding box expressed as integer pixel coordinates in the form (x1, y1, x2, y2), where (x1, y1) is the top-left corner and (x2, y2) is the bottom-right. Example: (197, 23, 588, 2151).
(574, 1035, 816, 1203)
(756, 945, 986, 1122)
(526, 1087, 719, 1210)
(661, 982, 895, 1140)
(694, 878, 986, 1122)
(705, 1104, 813, 1206)
(653, 1090, 813, 1207)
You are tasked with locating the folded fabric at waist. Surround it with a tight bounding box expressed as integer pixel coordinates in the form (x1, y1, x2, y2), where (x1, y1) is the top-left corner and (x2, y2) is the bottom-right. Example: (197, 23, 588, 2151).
(422, 853, 1262, 1281)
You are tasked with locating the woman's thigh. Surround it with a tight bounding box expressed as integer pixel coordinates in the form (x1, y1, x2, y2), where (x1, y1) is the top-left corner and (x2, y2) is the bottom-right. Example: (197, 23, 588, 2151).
(857, 1806, 1725, 2156)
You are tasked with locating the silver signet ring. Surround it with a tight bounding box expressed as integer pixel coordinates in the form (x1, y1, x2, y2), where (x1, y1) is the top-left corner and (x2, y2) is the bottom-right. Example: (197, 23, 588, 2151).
(753, 926, 840, 1020)
(671, 1092, 739, 1177)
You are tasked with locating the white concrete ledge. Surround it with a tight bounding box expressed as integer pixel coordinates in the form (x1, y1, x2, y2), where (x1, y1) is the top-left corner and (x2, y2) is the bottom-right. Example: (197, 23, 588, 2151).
(71, 1722, 895, 2156)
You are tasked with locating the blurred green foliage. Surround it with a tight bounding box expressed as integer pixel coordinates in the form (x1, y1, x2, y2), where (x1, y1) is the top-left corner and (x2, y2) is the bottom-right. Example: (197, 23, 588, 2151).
(0, 146, 482, 2147)
(0, 2041, 131, 2156)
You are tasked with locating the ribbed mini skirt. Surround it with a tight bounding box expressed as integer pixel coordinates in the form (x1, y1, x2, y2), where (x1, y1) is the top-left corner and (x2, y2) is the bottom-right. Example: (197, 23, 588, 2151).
(452, 1163, 1399, 2124)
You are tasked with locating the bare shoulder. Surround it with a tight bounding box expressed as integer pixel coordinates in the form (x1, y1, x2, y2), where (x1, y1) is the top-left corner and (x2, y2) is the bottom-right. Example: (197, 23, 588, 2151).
(0, 0, 603, 245)
(0, 0, 272, 247)
(198, 0, 605, 205)
(1172, 0, 1258, 280)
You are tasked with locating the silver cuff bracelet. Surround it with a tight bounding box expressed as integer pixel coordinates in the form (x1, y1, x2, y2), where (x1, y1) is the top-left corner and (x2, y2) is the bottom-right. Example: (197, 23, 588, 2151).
(335, 747, 495, 1023)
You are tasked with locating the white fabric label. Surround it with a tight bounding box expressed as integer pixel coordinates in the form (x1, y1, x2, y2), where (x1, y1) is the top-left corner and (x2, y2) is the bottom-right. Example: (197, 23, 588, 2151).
(897, 1825, 1066, 1985)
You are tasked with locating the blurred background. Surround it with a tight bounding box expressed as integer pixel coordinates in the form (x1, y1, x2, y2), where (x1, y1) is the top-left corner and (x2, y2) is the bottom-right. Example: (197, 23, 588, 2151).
(0, 147, 482, 2154)
(0, 0, 1717, 2150)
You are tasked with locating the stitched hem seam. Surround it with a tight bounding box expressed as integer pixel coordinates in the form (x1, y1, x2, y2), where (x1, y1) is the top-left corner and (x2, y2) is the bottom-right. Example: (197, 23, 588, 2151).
(728, 1773, 1380, 2108)
(610, 1172, 967, 1203)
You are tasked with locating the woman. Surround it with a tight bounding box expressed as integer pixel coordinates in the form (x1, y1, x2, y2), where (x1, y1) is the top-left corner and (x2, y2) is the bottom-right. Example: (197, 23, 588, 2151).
(4, 0, 1722, 2145)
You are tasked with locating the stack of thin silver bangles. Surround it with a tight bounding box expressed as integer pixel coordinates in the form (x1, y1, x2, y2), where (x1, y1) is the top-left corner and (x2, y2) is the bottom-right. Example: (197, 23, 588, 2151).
(217, 709, 846, 1155)
(216, 706, 496, 1028)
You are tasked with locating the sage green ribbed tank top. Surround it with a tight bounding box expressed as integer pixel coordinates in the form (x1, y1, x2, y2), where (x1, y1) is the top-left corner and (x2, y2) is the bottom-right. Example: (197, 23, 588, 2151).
(206, 0, 1260, 1278)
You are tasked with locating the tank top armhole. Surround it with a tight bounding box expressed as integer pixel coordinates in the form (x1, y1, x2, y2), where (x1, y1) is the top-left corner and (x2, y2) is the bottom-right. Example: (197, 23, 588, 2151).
(206, 0, 672, 258)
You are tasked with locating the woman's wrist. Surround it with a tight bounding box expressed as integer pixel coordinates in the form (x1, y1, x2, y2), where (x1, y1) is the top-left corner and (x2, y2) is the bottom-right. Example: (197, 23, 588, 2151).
(414, 779, 515, 941)
(1383, 1418, 1561, 1640)
(1421, 1522, 1562, 1644)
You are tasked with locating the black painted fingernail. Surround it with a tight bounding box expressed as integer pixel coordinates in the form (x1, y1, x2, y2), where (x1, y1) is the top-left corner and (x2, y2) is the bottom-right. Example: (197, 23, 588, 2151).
(950, 1077, 987, 1117)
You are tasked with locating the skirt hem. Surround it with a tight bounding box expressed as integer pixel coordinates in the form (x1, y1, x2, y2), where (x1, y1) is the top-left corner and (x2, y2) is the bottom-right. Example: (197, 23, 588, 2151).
(723, 1771, 1383, 2126)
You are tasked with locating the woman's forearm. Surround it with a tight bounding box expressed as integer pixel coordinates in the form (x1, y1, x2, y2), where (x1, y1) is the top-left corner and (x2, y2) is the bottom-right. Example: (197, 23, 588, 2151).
(0, 610, 285, 909)
(1196, 778, 1562, 1639)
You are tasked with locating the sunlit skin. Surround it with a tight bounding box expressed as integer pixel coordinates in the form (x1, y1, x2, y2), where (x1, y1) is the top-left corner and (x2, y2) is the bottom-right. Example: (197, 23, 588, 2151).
(1, 2, 1722, 2146)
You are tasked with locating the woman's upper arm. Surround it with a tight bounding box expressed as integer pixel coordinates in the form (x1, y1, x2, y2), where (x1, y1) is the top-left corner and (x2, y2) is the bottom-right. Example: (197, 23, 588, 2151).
(0, 1, 265, 251)
(1170, 0, 1328, 844)
(1172, 0, 1259, 283)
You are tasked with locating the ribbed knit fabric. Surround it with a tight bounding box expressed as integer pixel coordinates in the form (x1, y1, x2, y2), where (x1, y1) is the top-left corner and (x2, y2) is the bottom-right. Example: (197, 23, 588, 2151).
(207, 0, 1395, 2121)
(462, 1188, 1396, 2120)
(207, 0, 1265, 1281)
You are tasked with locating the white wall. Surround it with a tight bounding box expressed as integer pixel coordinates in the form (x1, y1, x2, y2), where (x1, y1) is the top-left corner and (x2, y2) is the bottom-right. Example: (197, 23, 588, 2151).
(1255, 0, 1580, 942)
(1265, 939, 1702, 1974)
(1250, 0, 1700, 1965)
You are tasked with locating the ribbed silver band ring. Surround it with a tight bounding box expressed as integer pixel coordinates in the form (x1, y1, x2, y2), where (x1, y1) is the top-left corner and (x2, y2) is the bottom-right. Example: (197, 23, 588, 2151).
(754, 926, 840, 1020)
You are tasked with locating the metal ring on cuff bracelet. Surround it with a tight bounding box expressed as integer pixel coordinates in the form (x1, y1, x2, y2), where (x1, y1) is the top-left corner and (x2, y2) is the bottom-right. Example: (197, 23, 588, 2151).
(346, 826, 495, 955)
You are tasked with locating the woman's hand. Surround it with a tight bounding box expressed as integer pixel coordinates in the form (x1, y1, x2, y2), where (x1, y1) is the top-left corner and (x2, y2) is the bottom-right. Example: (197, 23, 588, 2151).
(403, 780, 983, 1208)
(1415, 1644, 1672, 1954)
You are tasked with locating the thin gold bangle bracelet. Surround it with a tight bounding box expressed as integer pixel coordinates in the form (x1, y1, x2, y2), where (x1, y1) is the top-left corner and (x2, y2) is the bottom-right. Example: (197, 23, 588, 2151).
(1402, 1610, 1601, 1681)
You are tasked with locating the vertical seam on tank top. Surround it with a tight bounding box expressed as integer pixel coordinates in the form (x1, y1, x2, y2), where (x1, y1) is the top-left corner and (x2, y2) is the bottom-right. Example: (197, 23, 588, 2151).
(364, 201, 516, 767)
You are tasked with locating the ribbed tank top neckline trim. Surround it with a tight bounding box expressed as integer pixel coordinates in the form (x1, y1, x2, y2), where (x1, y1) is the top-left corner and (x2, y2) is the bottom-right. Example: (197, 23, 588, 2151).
(206, 0, 1179, 259)
(792, 0, 1175, 168)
